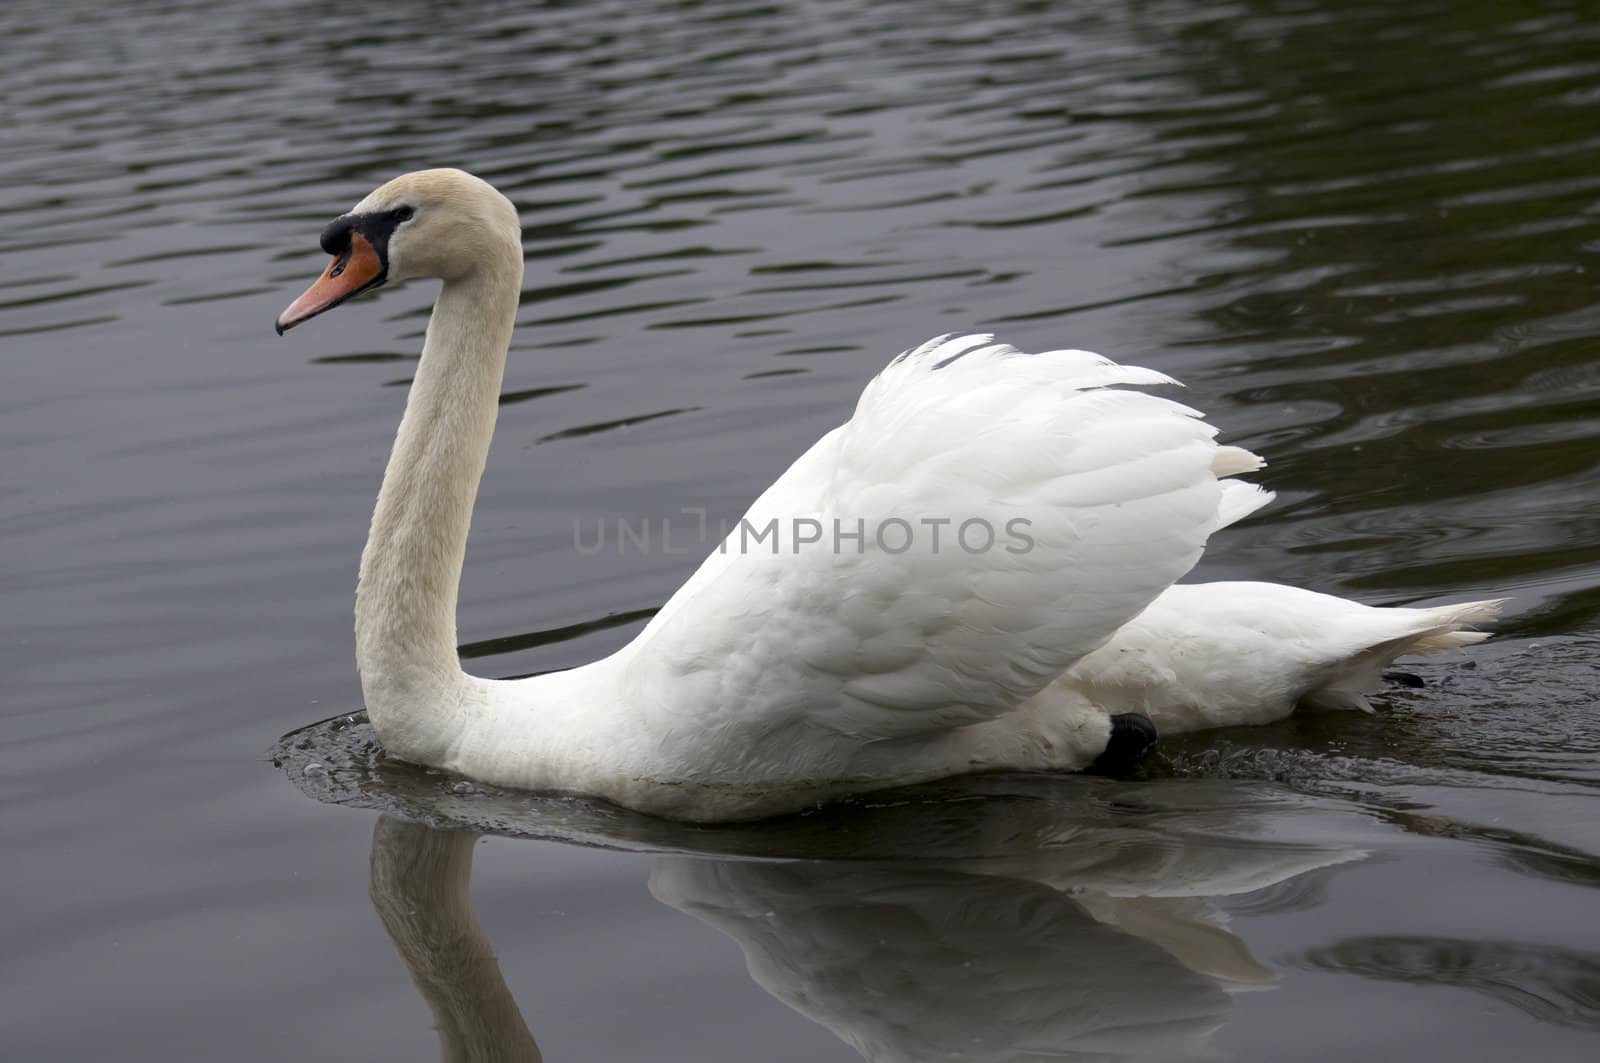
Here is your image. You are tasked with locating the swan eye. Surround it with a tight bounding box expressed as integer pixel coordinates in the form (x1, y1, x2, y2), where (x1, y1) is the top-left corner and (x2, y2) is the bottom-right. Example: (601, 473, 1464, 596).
(395, 205, 415, 222)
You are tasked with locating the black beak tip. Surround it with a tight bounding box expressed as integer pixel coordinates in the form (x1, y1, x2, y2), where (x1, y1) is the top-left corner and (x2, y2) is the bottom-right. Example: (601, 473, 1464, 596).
(1086, 713, 1160, 778)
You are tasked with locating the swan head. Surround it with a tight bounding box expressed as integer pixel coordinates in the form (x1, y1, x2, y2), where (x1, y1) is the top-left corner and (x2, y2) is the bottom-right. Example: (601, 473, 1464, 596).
(275, 168, 521, 334)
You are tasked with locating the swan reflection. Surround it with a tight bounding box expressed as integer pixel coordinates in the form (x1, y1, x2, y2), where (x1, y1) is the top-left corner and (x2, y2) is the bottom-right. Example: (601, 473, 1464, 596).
(369, 817, 543, 1063)
(368, 811, 1361, 1061)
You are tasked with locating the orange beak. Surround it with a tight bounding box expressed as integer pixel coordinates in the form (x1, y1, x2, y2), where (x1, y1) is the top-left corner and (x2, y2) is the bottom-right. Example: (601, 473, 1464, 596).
(275, 232, 386, 334)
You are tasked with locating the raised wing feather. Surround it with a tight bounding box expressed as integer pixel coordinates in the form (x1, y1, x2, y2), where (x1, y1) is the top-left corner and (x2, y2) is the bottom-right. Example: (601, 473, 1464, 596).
(622, 334, 1262, 743)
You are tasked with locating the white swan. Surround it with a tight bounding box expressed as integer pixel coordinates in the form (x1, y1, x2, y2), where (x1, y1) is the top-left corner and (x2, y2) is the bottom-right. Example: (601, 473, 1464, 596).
(276, 168, 1501, 821)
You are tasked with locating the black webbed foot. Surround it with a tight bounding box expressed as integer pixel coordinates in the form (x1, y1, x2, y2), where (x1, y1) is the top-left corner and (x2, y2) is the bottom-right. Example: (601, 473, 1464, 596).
(1383, 670, 1425, 689)
(1087, 713, 1159, 777)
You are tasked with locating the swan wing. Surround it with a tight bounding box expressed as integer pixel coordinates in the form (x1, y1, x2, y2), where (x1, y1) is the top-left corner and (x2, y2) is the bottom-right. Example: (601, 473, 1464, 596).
(625, 334, 1264, 741)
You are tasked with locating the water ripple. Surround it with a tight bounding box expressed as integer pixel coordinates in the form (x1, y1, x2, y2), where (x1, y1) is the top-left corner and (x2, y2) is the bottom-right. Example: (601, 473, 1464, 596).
(1304, 937, 1600, 1032)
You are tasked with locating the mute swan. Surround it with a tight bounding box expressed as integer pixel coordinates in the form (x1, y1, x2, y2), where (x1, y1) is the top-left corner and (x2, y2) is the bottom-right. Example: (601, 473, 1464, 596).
(276, 168, 1501, 821)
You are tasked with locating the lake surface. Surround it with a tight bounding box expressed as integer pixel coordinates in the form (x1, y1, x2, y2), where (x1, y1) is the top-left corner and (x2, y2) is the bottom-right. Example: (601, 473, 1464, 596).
(5, 0, 1600, 1058)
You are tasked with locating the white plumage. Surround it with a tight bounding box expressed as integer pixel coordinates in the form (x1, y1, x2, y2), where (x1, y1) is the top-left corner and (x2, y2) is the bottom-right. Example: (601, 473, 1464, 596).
(278, 169, 1502, 821)
(628, 335, 1242, 737)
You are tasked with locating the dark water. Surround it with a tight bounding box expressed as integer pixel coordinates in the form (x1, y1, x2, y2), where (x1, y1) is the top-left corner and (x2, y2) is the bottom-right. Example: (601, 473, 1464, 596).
(5, 0, 1600, 1058)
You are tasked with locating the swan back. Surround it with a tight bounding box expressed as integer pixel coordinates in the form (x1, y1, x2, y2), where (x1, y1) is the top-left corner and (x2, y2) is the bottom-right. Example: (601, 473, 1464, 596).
(610, 335, 1266, 775)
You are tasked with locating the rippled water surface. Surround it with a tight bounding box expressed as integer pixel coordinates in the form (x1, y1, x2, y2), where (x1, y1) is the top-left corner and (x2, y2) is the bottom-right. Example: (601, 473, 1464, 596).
(6, 1, 1600, 1059)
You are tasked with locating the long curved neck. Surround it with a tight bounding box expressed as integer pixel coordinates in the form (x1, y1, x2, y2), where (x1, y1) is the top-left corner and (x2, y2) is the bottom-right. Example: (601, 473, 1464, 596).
(356, 257, 521, 762)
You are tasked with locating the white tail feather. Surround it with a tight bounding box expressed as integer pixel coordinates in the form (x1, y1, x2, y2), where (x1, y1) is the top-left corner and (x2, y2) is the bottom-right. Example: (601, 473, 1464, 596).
(1410, 628, 1493, 652)
(1305, 597, 1506, 710)
(1216, 481, 1275, 530)
(1398, 599, 1503, 652)
(1212, 445, 1266, 478)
